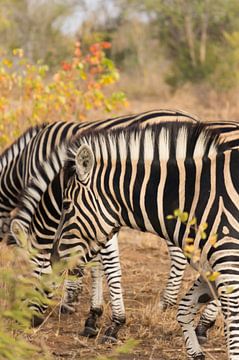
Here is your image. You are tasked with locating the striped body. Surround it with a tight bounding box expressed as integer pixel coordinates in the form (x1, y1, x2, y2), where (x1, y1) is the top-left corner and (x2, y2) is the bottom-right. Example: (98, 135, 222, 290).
(50, 122, 239, 359)
(6, 111, 201, 319)
(0, 124, 47, 238)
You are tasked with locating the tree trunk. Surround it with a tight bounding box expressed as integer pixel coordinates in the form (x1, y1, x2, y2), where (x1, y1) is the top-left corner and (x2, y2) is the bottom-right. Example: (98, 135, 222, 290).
(184, 13, 196, 67)
(199, 9, 208, 64)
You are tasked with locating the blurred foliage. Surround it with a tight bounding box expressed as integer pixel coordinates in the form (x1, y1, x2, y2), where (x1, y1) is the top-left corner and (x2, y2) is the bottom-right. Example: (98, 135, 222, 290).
(86, 0, 239, 91)
(211, 31, 239, 90)
(0, 226, 80, 360)
(0, 243, 52, 360)
(0, 41, 127, 149)
(167, 209, 221, 284)
(0, 0, 78, 66)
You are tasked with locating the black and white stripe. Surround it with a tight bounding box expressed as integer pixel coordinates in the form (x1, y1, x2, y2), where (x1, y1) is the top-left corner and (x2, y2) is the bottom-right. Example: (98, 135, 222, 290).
(0, 123, 48, 239)
(50, 121, 239, 359)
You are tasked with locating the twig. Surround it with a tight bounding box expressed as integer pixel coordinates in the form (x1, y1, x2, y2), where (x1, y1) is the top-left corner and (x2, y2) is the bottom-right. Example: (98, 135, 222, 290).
(149, 343, 157, 360)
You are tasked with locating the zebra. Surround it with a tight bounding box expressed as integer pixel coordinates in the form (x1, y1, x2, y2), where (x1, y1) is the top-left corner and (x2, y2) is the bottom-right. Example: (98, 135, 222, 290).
(0, 123, 48, 240)
(3, 110, 203, 326)
(38, 120, 239, 360)
(10, 119, 239, 356)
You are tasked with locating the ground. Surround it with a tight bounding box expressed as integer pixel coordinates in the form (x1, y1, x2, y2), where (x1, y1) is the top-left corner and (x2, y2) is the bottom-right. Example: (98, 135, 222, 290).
(31, 229, 227, 360)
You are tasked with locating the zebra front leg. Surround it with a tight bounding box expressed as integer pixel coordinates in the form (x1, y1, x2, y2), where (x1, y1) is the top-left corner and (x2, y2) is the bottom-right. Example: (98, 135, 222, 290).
(195, 300, 219, 344)
(81, 254, 104, 338)
(160, 241, 187, 309)
(177, 276, 214, 359)
(60, 266, 84, 314)
(100, 234, 126, 343)
(30, 253, 55, 327)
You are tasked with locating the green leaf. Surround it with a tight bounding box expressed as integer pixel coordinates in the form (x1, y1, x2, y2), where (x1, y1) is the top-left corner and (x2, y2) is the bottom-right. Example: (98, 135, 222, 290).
(180, 212, 188, 222)
(173, 209, 181, 217)
(115, 338, 140, 354)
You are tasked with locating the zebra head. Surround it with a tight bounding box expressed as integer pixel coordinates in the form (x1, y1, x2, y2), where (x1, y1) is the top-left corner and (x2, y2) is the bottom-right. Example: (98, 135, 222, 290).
(53, 143, 119, 266)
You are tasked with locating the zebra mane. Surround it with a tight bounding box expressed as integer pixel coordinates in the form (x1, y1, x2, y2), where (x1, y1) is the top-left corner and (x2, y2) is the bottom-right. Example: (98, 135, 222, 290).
(64, 121, 228, 178)
(0, 123, 48, 171)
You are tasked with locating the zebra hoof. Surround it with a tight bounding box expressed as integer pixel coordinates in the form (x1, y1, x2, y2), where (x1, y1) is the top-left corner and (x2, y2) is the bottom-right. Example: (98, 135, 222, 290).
(80, 326, 99, 338)
(60, 303, 75, 314)
(195, 323, 207, 344)
(31, 314, 44, 327)
(100, 335, 117, 344)
(195, 320, 215, 345)
(193, 355, 205, 360)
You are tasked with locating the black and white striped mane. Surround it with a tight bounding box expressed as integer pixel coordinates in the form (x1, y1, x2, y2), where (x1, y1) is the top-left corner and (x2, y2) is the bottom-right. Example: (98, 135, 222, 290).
(0, 123, 48, 171)
(13, 121, 229, 210)
(64, 121, 228, 178)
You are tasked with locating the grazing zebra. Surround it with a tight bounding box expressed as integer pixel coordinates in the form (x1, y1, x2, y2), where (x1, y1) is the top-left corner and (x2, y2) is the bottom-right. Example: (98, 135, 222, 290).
(9, 117, 237, 354)
(5, 110, 203, 325)
(0, 123, 47, 240)
(40, 121, 239, 360)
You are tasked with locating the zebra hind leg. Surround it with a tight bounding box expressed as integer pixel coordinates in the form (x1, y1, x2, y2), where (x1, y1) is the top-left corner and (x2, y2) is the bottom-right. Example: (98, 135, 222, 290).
(177, 276, 214, 359)
(195, 300, 219, 344)
(217, 278, 239, 359)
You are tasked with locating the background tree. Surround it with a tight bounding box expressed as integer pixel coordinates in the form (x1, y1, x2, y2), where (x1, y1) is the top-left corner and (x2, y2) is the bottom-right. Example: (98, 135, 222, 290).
(109, 0, 239, 89)
(0, 0, 79, 66)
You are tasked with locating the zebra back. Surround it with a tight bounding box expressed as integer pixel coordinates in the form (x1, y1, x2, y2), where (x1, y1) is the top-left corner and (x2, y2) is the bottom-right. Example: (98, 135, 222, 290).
(53, 120, 230, 261)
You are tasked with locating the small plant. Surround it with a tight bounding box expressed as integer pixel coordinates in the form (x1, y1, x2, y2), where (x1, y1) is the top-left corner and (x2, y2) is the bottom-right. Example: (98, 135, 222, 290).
(95, 338, 140, 360)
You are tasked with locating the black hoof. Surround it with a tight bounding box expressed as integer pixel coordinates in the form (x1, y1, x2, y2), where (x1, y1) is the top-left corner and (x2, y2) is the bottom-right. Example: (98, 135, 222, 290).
(31, 314, 44, 327)
(80, 326, 99, 338)
(195, 320, 215, 345)
(193, 355, 205, 360)
(195, 322, 213, 345)
(100, 335, 118, 344)
(60, 303, 75, 314)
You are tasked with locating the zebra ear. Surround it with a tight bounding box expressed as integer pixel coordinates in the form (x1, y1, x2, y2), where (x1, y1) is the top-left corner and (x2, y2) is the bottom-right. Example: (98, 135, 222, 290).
(9, 219, 27, 247)
(75, 144, 94, 183)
